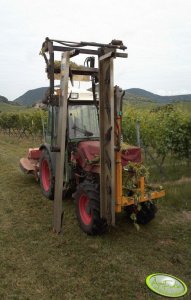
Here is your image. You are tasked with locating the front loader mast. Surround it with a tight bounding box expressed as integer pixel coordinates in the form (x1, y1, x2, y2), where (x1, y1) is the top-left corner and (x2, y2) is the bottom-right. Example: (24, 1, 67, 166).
(40, 37, 128, 233)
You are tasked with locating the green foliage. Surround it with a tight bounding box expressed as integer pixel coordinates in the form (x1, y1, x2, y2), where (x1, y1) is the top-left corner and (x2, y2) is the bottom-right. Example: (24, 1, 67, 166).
(0, 110, 48, 136)
(1, 102, 191, 165)
(122, 104, 191, 163)
(174, 101, 191, 116)
(122, 162, 149, 198)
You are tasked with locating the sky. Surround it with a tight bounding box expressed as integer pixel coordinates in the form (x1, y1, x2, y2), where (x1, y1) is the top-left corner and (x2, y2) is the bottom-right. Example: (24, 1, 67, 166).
(0, 0, 191, 100)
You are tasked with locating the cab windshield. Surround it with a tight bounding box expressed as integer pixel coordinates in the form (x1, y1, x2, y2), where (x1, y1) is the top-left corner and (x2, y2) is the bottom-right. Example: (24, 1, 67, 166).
(68, 105, 99, 139)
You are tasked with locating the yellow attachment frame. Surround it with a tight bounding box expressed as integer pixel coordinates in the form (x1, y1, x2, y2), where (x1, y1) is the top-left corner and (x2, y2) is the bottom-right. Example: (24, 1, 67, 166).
(114, 113, 165, 213)
(115, 168, 165, 213)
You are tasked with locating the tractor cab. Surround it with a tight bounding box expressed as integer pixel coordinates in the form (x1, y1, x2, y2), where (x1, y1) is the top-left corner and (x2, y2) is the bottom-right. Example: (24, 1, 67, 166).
(68, 104, 99, 140)
(45, 88, 99, 143)
(67, 89, 99, 141)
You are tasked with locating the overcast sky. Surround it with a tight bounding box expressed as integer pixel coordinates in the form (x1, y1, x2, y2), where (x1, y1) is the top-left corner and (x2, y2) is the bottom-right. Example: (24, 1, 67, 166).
(0, 0, 191, 100)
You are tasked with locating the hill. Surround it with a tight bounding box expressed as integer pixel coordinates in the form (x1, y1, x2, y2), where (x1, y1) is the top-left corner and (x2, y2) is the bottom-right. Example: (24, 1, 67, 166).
(13, 87, 48, 106)
(0, 95, 9, 104)
(125, 88, 191, 103)
(12, 86, 191, 107)
(0, 95, 25, 112)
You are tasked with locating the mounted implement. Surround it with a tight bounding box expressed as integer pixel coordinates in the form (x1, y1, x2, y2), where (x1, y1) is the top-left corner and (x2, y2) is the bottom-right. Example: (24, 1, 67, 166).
(20, 37, 165, 235)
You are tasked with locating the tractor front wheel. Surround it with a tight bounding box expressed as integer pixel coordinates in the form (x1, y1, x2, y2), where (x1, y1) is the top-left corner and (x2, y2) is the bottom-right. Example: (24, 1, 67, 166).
(39, 149, 54, 200)
(74, 180, 107, 235)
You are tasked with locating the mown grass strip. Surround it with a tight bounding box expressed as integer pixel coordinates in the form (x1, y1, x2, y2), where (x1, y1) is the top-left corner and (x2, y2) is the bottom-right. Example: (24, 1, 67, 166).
(0, 135, 190, 299)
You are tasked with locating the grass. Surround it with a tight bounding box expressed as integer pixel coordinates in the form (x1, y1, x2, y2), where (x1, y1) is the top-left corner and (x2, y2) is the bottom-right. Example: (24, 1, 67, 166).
(124, 98, 191, 116)
(123, 99, 158, 111)
(174, 101, 191, 116)
(0, 102, 28, 112)
(0, 102, 38, 113)
(0, 134, 191, 299)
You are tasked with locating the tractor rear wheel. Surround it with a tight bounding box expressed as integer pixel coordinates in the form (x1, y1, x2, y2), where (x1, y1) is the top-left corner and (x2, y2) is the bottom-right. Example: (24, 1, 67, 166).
(39, 149, 54, 200)
(74, 180, 107, 235)
(125, 201, 157, 225)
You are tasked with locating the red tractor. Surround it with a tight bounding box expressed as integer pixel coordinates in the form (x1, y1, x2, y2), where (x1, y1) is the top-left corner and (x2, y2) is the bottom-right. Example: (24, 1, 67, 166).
(20, 38, 165, 235)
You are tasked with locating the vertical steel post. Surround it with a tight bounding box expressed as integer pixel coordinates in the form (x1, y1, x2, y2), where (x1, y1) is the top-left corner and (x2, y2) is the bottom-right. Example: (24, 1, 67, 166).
(53, 51, 70, 233)
(99, 50, 116, 226)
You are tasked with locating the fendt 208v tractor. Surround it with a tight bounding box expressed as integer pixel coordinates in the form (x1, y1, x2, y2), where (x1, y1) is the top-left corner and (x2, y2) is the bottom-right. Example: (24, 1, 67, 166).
(20, 38, 165, 235)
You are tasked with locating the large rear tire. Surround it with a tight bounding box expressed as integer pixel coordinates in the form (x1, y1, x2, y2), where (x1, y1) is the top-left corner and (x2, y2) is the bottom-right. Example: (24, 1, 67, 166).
(74, 180, 107, 235)
(39, 149, 54, 200)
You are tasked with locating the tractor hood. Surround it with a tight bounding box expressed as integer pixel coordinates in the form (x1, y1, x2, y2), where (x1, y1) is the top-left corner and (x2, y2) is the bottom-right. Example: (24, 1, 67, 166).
(75, 141, 100, 173)
(74, 141, 141, 173)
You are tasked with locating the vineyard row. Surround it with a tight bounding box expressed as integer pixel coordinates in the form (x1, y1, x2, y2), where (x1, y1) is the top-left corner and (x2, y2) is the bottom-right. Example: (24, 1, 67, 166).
(0, 106, 191, 164)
